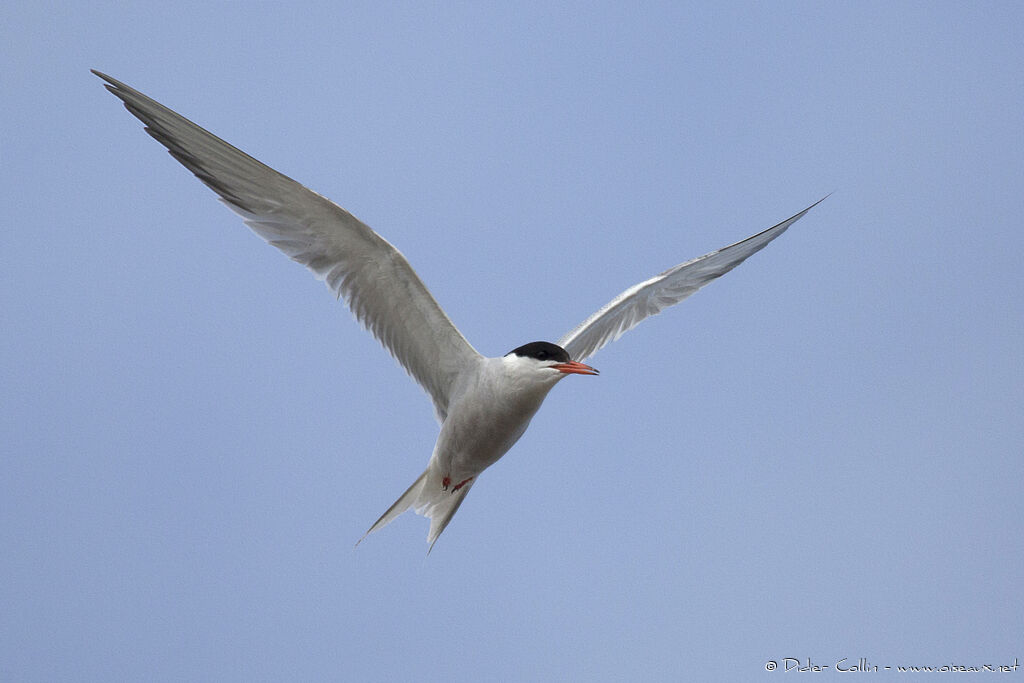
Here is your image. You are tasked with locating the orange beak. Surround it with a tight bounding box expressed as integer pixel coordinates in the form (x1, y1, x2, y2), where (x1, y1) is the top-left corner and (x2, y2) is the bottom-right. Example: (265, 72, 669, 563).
(552, 360, 599, 376)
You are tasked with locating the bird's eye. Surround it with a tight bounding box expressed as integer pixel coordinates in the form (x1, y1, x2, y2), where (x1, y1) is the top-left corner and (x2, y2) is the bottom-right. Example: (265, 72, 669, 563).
(536, 351, 548, 360)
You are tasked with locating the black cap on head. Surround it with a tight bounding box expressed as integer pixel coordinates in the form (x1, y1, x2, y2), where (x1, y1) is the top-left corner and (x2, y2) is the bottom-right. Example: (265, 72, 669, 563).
(505, 341, 571, 363)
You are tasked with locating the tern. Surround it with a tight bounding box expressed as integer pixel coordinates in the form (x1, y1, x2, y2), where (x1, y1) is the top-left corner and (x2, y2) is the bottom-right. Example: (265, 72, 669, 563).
(94, 70, 825, 551)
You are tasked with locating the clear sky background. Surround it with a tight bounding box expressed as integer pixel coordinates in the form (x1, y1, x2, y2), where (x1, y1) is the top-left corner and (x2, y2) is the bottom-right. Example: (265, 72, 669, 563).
(2, 2, 1022, 681)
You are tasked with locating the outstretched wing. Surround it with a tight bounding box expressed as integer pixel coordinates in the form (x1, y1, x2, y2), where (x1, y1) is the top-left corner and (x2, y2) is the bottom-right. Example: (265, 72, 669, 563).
(558, 197, 827, 362)
(94, 70, 479, 421)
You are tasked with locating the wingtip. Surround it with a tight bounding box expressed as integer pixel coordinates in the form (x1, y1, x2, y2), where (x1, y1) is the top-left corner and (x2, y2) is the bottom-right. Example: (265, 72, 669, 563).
(810, 191, 834, 209)
(788, 193, 832, 223)
(91, 69, 128, 99)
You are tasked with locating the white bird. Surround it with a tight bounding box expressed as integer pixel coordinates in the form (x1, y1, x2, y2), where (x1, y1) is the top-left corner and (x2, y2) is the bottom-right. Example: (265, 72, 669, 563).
(94, 70, 825, 551)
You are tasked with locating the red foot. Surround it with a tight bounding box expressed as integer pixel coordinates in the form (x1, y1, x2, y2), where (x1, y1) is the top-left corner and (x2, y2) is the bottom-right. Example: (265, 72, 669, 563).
(442, 475, 473, 492)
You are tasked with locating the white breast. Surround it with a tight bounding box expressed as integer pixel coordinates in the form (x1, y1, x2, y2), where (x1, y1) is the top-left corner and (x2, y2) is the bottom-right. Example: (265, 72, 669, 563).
(430, 355, 562, 481)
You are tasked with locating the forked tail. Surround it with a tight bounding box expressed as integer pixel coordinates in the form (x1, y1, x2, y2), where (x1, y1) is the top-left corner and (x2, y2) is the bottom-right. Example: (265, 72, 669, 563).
(357, 468, 474, 552)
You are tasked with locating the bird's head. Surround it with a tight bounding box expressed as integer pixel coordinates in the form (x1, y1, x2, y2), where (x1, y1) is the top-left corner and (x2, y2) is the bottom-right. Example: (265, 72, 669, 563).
(504, 341, 599, 379)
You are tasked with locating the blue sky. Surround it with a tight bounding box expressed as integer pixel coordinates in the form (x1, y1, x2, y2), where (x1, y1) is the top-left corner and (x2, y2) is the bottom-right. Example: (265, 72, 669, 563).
(2, 2, 1022, 681)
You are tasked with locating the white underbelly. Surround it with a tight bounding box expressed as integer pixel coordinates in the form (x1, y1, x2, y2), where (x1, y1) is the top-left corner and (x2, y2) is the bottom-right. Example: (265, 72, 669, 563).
(432, 390, 545, 480)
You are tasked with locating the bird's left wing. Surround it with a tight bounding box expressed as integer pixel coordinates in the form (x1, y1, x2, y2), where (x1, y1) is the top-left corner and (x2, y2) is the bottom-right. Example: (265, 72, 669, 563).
(558, 197, 827, 363)
(94, 70, 479, 421)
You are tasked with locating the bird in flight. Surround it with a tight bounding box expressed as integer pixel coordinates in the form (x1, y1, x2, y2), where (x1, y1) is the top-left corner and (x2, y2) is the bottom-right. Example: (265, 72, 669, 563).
(93, 70, 825, 551)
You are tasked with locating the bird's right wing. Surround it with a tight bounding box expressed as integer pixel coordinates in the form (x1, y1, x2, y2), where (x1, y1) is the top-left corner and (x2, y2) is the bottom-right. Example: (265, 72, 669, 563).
(558, 197, 827, 363)
(94, 70, 479, 421)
